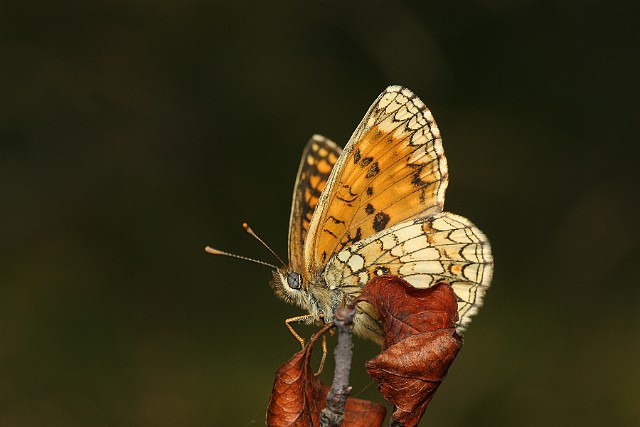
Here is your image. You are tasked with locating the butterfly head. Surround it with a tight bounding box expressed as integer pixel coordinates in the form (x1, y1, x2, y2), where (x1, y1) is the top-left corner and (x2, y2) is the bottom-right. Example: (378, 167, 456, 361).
(286, 271, 302, 290)
(272, 267, 305, 303)
(271, 267, 328, 321)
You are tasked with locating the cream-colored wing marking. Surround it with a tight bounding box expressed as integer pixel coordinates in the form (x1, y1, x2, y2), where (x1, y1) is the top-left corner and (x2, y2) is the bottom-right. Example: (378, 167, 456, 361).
(324, 212, 493, 333)
(288, 135, 341, 273)
(303, 86, 448, 280)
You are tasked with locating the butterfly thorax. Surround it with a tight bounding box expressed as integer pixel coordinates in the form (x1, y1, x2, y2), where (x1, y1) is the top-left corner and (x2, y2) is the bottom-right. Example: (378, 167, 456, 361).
(271, 266, 337, 325)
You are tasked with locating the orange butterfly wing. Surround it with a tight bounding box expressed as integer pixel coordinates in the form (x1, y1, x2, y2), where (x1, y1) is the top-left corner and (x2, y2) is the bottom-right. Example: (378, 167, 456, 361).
(303, 86, 448, 280)
(288, 135, 342, 273)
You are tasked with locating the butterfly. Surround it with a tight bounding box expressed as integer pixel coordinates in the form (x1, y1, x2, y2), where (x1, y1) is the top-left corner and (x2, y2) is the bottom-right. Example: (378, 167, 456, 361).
(270, 85, 493, 344)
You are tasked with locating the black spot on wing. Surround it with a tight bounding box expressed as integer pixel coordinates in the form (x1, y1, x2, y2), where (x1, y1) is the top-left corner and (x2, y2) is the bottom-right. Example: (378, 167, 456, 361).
(323, 228, 337, 238)
(344, 227, 362, 245)
(366, 186, 374, 196)
(365, 161, 380, 178)
(336, 184, 358, 203)
(373, 212, 390, 232)
(328, 215, 345, 224)
(353, 148, 361, 164)
(360, 156, 373, 167)
(408, 163, 429, 187)
(411, 171, 427, 187)
(365, 203, 375, 214)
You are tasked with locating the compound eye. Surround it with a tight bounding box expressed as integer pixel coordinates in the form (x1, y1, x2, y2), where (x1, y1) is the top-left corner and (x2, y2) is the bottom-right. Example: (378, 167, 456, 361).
(286, 272, 302, 290)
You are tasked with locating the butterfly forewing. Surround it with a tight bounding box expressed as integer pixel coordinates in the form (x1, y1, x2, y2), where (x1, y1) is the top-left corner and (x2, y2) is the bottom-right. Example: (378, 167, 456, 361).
(324, 212, 493, 332)
(288, 135, 342, 273)
(303, 86, 449, 279)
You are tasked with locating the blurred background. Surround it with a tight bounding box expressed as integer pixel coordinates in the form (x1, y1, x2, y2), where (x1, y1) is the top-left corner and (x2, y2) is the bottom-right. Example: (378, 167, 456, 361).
(1, 1, 638, 426)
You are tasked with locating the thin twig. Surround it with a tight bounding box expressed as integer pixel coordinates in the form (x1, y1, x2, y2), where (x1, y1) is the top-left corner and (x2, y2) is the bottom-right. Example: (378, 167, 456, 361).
(319, 305, 356, 427)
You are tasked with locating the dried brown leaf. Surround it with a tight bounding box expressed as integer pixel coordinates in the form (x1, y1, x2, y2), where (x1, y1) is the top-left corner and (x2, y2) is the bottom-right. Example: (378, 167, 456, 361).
(266, 342, 326, 426)
(342, 397, 386, 427)
(266, 325, 386, 427)
(355, 275, 463, 427)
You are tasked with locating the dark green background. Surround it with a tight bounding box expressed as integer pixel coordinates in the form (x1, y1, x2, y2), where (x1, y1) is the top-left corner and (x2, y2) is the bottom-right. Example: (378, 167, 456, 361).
(2, 1, 638, 426)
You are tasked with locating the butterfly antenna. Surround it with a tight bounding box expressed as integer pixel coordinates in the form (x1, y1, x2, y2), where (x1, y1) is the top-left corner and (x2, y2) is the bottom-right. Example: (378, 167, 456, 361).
(204, 246, 278, 270)
(242, 223, 286, 266)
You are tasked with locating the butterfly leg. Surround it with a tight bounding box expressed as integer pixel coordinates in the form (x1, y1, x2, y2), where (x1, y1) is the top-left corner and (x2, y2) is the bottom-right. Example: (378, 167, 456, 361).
(314, 334, 327, 376)
(284, 314, 314, 349)
(285, 314, 329, 375)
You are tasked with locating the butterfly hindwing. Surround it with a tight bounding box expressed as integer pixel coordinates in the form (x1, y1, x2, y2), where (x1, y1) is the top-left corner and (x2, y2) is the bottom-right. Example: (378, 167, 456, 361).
(303, 86, 449, 279)
(324, 211, 493, 332)
(288, 135, 342, 273)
